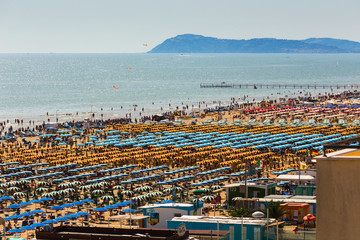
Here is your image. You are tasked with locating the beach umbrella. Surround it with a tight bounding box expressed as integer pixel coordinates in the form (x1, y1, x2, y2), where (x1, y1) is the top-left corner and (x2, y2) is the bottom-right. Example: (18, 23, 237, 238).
(192, 199, 204, 203)
(61, 203, 75, 208)
(41, 193, 53, 198)
(113, 185, 124, 190)
(0, 196, 14, 201)
(30, 200, 43, 204)
(211, 185, 222, 190)
(13, 192, 26, 198)
(30, 209, 45, 214)
(31, 223, 47, 228)
(7, 229, 24, 233)
(122, 209, 136, 213)
(77, 212, 90, 216)
(101, 195, 114, 201)
(71, 201, 84, 205)
(81, 199, 94, 203)
(121, 190, 134, 196)
(202, 195, 215, 203)
(20, 226, 35, 231)
(9, 215, 23, 219)
(40, 197, 53, 201)
(7, 204, 21, 209)
(64, 214, 79, 219)
(37, 181, 49, 186)
(20, 212, 34, 217)
(92, 189, 104, 195)
(55, 217, 70, 222)
(93, 207, 108, 212)
(43, 220, 58, 224)
(8, 187, 20, 192)
(50, 206, 64, 211)
(19, 202, 32, 206)
(36, 188, 49, 192)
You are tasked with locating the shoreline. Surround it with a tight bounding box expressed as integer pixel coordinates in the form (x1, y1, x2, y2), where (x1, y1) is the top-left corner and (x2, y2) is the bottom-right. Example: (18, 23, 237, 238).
(0, 88, 356, 136)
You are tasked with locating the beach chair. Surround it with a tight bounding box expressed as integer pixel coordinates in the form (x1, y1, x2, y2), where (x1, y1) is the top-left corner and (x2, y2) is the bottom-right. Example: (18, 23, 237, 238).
(232, 119, 241, 126)
(291, 119, 301, 126)
(306, 119, 316, 126)
(338, 119, 347, 127)
(248, 118, 258, 126)
(320, 118, 331, 126)
(351, 119, 360, 126)
(262, 118, 272, 126)
(277, 118, 287, 126)
(218, 119, 227, 126)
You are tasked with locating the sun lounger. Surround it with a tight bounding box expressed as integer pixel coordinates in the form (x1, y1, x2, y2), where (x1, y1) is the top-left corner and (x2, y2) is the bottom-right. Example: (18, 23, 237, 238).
(338, 119, 347, 127)
(291, 119, 301, 126)
(277, 118, 287, 126)
(305, 119, 316, 126)
(262, 119, 272, 126)
(320, 118, 331, 126)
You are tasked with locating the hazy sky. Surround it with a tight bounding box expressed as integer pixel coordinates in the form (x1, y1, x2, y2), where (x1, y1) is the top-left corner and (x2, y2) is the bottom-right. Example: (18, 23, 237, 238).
(0, 0, 359, 53)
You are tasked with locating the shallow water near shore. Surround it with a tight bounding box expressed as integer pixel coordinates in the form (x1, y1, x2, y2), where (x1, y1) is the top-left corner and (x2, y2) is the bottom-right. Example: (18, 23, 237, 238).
(0, 53, 359, 123)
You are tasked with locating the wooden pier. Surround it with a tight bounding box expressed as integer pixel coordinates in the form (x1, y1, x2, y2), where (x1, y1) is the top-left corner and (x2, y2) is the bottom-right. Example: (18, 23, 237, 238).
(200, 83, 359, 89)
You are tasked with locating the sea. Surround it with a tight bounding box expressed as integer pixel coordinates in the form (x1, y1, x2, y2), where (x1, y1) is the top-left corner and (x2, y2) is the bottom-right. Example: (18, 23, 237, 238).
(0, 53, 360, 124)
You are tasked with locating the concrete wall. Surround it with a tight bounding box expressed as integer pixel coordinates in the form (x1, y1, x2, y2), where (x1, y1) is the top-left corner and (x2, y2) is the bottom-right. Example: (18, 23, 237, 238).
(316, 150, 360, 240)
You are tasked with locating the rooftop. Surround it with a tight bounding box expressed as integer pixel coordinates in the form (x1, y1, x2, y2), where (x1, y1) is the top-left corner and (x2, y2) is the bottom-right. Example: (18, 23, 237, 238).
(169, 215, 275, 226)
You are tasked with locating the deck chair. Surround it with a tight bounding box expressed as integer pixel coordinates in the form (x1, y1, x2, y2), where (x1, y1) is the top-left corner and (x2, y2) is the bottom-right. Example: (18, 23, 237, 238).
(248, 118, 258, 125)
(321, 118, 331, 126)
(352, 119, 360, 126)
(306, 119, 316, 126)
(338, 119, 347, 127)
(262, 119, 272, 126)
(277, 119, 287, 126)
(291, 119, 301, 126)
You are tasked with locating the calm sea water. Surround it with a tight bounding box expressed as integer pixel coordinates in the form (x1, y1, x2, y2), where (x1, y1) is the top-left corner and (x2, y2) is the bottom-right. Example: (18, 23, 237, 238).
(0, 53, 359, 122)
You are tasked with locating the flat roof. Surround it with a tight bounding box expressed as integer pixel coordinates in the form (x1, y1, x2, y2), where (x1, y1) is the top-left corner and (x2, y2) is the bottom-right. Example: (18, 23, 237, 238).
(275, 175, 315, 181)
(139, 203, 200, 210)
(224, 182, 276, 188)
(169, 215, 275, 226)
(315, 148, 360, 160)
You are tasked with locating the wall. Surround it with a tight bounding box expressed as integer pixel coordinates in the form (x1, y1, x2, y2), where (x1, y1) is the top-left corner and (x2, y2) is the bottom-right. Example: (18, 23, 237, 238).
(143, 207, 191, 229)
(316, 152, 360, 240)
(167, 220, 269, 240)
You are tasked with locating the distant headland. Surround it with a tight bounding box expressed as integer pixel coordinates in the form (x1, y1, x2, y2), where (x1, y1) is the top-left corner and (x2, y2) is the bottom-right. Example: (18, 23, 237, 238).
(149, 34, 360, 53)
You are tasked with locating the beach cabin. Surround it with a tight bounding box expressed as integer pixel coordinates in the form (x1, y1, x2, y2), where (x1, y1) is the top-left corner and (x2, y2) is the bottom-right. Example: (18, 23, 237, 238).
(281, 203, 310, 224)
(224, 182, 277, 205)
(139, 202, 203, 229)
(167, 216, 277, 240)
(257, 195, 317, 217)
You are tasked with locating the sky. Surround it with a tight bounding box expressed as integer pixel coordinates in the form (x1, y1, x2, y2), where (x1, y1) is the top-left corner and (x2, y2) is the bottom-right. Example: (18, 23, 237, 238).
(0, 0, 359, 53)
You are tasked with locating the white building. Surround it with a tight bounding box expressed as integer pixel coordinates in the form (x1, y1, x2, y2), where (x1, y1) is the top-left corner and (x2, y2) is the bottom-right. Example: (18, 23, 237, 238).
(139, 202, 203, 229)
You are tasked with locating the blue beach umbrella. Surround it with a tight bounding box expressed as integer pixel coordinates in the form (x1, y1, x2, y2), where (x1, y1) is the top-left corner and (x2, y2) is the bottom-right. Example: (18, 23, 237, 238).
(93, 207, 108, 212)
(7, 204, 21, 209)
(31, 222, 47, 228)
(40, 197, 53, 201)
(122, 209, 136, 213)
(77, 212, 90, 216)
(0, 196, 14, 201)
(9, 215, 23, 219)
(81, 199, 94, 203)
(43, 220, 58, 224)
(7, 229, 24, 233)
(19, 202, 32, 206)
(20, 226, 35, 231)
(20, 212, 34, 217)
(55, 217, 70, 222)
(30, 200, 43, 204)
(30, 209, 45, 214)
(50, 206, 64, 210)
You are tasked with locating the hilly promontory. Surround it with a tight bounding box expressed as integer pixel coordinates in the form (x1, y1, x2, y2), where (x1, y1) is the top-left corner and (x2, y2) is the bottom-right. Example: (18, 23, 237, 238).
(149, 34, 360, 53)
